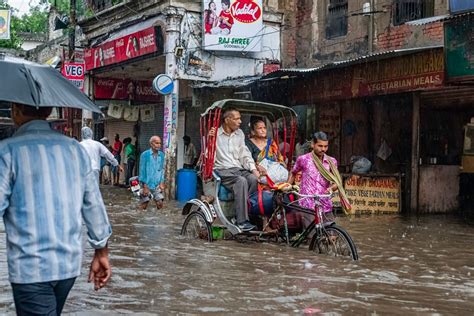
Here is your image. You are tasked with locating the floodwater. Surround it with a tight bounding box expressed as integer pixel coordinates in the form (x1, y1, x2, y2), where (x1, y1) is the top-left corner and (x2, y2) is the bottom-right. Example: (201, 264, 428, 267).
(0, 186, 473, 315)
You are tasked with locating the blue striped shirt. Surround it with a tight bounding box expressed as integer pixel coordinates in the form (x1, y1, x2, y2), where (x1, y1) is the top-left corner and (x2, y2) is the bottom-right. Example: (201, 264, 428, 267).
(0, 120, 112, 284)
(139, 149, 165, 189)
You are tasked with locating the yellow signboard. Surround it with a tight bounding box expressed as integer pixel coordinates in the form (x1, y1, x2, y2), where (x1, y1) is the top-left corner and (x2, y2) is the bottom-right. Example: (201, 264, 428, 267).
(0, 10, 11, 40)
(344, 176, 400, 213)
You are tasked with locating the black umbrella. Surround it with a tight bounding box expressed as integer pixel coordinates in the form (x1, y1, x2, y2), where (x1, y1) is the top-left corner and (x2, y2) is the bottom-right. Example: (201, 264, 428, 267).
(0, 55, 101, 113)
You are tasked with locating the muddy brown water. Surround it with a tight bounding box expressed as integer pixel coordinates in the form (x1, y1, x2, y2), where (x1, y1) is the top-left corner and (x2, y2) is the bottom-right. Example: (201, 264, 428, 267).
(0, 186, 473, 315)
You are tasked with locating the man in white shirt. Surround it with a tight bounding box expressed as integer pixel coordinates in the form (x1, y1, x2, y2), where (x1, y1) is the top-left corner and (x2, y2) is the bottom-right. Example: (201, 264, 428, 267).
(211, 108, 260, 231)
(80, 127, 123, 182)
(183, 135, 197, 169)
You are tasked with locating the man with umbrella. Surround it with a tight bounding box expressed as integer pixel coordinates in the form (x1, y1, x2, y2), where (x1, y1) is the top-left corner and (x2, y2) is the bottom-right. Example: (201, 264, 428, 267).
(0, 56, 112, 314)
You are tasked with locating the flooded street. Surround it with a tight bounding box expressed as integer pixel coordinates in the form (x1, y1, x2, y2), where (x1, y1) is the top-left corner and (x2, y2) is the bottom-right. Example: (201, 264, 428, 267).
(0, 186, 473, 315)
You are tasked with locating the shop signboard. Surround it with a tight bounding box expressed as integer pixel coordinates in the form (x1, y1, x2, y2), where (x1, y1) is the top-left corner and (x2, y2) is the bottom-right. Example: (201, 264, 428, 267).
(84, 26, 163, 71)
(444, 15, 474, 82)
(352, 49, 445, 97)
(94, 78, 161, 102)
(344, 176, 400, 213)
(301, 48, 445, 102)
(61, 62, 85, 92)
(202, 0, 263, 52)
(449, 0, 474, 13)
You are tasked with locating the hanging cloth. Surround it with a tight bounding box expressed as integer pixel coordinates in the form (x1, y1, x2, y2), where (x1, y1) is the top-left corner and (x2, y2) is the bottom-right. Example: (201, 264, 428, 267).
(311, 152, 352, 215)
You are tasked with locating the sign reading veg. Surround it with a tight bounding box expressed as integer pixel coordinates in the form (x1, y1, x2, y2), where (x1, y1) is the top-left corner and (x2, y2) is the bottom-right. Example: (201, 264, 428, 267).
(203, 0, 263, 52)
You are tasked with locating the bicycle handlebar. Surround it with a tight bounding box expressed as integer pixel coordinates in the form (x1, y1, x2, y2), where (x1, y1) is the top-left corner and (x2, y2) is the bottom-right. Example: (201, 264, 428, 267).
(291, 191, 333, 199)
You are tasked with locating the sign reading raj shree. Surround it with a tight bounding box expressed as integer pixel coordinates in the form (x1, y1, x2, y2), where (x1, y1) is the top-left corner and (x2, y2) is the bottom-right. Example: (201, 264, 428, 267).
(202, 0, 263, 52)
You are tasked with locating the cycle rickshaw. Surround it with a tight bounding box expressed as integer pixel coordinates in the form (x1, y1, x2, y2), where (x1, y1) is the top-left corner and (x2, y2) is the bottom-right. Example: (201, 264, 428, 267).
(180, 99, 358, 260)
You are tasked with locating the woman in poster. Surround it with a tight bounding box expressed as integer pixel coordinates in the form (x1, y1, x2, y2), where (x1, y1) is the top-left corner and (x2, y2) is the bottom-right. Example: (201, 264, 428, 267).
(203, 0, 218, 34)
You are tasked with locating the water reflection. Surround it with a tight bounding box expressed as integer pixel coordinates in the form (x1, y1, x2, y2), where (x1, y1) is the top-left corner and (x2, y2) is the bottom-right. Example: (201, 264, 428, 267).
(0, 187, 472, 314)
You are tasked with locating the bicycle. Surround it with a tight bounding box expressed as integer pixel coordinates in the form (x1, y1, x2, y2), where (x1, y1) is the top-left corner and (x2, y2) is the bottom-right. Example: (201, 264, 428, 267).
(268, 188, 359, 260)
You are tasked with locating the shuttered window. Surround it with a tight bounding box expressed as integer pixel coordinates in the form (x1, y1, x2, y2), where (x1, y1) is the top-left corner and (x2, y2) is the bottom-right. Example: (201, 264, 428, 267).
(326, 0, 348, 39)
(393, 0, 435, 25)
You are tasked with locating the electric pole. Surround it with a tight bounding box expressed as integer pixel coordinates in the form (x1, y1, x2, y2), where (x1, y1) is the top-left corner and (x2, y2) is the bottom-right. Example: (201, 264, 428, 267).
(69, 0, 76, 61)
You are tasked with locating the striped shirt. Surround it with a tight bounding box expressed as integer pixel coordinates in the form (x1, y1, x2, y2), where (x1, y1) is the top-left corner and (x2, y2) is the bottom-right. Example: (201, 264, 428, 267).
(0, 120, 112, 284)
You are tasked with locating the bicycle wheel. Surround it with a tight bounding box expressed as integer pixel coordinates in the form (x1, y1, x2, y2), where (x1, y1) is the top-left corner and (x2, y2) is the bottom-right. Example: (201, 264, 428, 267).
(181, 211, 213, 242)
(309, 224, 358, 260)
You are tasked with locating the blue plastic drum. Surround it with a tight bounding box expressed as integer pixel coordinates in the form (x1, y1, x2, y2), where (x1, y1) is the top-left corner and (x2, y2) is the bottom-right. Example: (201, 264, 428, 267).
(176, 168, 197, 202)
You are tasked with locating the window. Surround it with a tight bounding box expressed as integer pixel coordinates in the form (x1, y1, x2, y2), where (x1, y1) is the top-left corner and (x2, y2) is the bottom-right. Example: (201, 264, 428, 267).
(326, 0, 348, 39)
(88, 0, 124, 12)
(393, 0, 435, 25)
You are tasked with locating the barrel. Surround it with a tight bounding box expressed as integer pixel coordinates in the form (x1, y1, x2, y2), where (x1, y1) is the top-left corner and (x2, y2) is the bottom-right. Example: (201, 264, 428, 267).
(176, 168, 197, 202)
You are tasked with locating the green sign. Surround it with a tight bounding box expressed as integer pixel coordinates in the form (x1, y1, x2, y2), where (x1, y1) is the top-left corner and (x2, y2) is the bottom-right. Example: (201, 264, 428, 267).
(444, 15, 474, 81)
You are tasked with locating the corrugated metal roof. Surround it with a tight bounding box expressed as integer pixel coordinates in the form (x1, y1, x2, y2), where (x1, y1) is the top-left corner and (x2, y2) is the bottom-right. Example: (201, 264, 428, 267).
(406, 11, 474, 26)
(405, 15, 449, 26)
(192, 75, 262, 88)
(261, 45, 443, 79)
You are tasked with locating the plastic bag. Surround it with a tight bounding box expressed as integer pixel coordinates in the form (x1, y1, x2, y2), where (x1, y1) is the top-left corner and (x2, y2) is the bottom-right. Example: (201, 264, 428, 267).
(259, 158, 289, 185)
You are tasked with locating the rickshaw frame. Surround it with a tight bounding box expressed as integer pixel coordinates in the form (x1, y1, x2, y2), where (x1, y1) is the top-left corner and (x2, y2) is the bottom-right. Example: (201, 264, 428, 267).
(182, 99, 298, 235)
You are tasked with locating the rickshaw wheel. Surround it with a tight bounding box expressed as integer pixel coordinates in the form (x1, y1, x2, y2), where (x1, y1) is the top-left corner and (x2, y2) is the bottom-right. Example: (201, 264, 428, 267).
(181, 211, 213, 242)
(309, 225, 358, 260)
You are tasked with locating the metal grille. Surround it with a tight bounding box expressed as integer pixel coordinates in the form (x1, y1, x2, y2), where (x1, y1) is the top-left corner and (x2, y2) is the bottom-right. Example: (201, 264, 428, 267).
(393, 0, 435, 25)
(326, 0, 348, 39)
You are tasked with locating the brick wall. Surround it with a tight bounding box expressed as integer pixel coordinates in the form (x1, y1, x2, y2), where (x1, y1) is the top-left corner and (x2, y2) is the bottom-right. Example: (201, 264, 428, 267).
(376, 21, 444, 51)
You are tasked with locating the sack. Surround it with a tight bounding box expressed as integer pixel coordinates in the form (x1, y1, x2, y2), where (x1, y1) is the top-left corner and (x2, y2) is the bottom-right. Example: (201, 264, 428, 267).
(259, 158, 288, 185)
(270, 210, 303, 232)
(248, 189, 274, 217)
(351, 156, 372, 174)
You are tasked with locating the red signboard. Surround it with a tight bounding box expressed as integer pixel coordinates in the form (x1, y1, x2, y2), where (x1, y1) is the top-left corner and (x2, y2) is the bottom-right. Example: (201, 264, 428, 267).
(94, 78, 161, 102)
(263, 63, 280, 74)
(293, 48, 445, 102)
(84, 26, 162, 71)
(61, 62, 85, 92)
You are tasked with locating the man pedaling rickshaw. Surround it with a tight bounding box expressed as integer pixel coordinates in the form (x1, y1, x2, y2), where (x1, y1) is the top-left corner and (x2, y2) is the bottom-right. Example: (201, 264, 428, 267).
(208, 108, 262, 231)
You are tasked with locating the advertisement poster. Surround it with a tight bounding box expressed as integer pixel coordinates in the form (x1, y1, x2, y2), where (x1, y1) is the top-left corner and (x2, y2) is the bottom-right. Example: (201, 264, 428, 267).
(202, 0, 263, 52)
(84, 26, 163, 71)
(0, 10, 11, 40)
(94, 78, 161, 102)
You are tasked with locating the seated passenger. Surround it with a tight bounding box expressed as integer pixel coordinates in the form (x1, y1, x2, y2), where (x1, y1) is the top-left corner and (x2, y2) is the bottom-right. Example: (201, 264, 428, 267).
(209, 108, 260, 231)
(245, 119, 285, 173)
(245, 119, 285, 232)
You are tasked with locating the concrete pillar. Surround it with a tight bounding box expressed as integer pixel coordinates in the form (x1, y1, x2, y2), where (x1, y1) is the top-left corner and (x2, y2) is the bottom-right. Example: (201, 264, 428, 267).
(410, 92, 420, 212)
(163, 7, 184, 200)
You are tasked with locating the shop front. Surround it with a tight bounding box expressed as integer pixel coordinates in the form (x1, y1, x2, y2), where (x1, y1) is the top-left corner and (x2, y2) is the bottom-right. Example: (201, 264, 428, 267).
(254, 46, 474, 213)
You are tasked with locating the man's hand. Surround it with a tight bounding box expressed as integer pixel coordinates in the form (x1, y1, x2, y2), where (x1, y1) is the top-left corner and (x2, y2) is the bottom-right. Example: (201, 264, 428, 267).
(252, 169, 260, 179)
(208, 127, 216, 138)
(256, 165, 267, 176)
(88, 246, 111, 291)
(159, 183, 165, 191)
(119, 165, 124, 173)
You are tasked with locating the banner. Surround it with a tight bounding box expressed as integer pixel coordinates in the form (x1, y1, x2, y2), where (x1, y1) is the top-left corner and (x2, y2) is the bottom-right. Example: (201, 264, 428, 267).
(0, 10, 11, 40)
(94, 78, 161, 102)
(84, 26, 162, 71)
(61, 62, 85, 92)
(202, 0, 263, 52)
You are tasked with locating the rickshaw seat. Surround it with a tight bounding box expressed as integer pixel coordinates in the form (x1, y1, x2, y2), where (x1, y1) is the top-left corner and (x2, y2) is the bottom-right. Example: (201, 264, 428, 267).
(218, 184, 234, 201)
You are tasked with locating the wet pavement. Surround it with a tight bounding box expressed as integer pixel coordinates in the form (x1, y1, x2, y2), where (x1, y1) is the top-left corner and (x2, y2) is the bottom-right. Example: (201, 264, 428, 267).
(0, 186, 473, 315)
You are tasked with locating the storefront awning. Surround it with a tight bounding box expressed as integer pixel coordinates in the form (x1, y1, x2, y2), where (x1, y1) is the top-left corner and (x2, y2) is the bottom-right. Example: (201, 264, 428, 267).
(261, 45, 444, 80)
